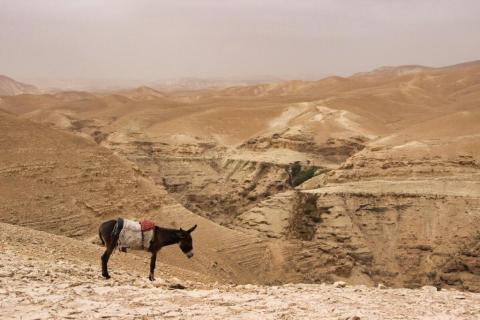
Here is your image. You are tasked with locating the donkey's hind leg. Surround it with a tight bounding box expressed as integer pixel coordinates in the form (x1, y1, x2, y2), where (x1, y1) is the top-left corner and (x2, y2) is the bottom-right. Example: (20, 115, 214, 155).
(101, 246, 114, 279)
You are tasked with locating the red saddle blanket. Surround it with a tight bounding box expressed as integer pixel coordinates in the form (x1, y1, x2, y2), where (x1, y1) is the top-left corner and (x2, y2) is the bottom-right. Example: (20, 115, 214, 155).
(140, 220, 155, 232)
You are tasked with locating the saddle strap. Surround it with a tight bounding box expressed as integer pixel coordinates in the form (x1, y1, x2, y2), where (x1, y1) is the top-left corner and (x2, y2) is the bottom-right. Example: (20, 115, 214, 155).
(112, 218, 124, 248)
(140, 222, 144, 250)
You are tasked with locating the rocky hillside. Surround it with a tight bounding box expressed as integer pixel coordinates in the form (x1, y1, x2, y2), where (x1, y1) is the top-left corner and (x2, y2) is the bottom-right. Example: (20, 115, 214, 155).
(0, 111, 278, 284)
(1, 61, 479, 291)
(0, 75, 39, 96)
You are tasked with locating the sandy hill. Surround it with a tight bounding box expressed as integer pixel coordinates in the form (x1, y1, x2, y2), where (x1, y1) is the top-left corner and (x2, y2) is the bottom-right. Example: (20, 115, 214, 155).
(117, 86, 168, 101)
(1, 60, 480, 291)
(0, 111, 280, 284)
(0, 75, 40, 96)
(3, 60, 478, 146)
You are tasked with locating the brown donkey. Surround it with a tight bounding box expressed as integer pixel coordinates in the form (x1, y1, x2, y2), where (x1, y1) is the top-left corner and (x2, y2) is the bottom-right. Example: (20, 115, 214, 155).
(99, 219, 197, 281)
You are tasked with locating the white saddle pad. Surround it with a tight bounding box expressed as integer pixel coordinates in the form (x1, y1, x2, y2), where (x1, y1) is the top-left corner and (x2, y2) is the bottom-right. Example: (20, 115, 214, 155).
(117, 219, 154, 251)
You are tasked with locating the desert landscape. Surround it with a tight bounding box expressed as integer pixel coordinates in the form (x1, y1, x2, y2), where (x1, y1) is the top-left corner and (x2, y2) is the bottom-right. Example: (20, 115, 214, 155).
(1, 59, 480, 318)
(2, 1, 480, 319)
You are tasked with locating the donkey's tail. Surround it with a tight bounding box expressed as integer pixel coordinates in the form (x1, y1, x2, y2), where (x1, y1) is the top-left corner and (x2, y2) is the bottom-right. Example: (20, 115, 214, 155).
(111, 218, 124, 249)
(99, 229, 105, 246)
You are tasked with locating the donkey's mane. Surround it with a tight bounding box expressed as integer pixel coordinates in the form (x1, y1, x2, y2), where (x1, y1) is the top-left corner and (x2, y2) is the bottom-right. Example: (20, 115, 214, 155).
(155, 226, 181, 233)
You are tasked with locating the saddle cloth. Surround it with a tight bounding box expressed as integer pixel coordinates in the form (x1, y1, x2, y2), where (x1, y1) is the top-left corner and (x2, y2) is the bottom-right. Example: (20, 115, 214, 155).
(117, 219, 154, 251)
(141, 219, 155, 232)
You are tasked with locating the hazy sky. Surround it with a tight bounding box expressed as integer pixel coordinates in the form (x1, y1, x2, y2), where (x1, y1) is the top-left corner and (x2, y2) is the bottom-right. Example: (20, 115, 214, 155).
(1, 0, 479, 83)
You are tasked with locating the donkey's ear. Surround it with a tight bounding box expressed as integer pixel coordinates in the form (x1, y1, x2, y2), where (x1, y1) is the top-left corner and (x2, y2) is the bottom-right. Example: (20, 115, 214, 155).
(187, 224, 197, 233)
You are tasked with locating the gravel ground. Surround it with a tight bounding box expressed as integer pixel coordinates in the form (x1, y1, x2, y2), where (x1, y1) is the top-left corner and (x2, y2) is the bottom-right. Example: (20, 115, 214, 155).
(1, 249, 480, 320)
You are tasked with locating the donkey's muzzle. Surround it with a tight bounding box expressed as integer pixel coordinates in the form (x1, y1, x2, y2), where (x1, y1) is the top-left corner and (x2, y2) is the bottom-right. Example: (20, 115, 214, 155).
(185, 251, 194, 259)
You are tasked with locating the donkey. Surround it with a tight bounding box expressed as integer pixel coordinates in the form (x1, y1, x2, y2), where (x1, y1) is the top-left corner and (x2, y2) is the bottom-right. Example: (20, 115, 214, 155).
(98, 219, 197, 281)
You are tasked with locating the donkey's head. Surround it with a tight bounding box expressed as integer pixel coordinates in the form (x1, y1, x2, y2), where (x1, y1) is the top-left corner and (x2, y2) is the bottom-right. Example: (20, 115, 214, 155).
(177, 225, 197, 258)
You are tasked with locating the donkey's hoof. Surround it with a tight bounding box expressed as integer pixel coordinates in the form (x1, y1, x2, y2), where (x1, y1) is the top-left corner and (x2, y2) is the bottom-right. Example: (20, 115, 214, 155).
(149, 274, 155, 282)
(103, 274, 111, 279)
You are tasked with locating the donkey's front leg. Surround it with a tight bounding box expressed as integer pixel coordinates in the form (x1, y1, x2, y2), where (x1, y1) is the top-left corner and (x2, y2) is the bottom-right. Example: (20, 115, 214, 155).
(149, 252, 157, 281)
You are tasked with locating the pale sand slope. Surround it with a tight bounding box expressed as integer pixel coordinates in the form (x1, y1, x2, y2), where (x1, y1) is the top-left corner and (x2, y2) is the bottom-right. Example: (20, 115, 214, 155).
(1, 223, 480, 320)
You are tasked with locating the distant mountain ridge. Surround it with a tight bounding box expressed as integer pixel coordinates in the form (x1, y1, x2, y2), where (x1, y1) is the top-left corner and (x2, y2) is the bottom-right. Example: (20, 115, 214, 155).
(149, 76, 284, 92)
(0, 75, 40, 96)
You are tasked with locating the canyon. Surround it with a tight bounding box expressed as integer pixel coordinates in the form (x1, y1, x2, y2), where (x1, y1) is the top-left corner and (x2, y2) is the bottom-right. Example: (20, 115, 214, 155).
(1, 61, 480, 295)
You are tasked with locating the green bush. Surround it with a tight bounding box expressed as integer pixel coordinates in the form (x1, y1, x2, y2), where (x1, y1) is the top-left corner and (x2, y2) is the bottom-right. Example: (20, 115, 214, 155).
(291, 167, 316, 187)
(287, 162, 316, 187)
